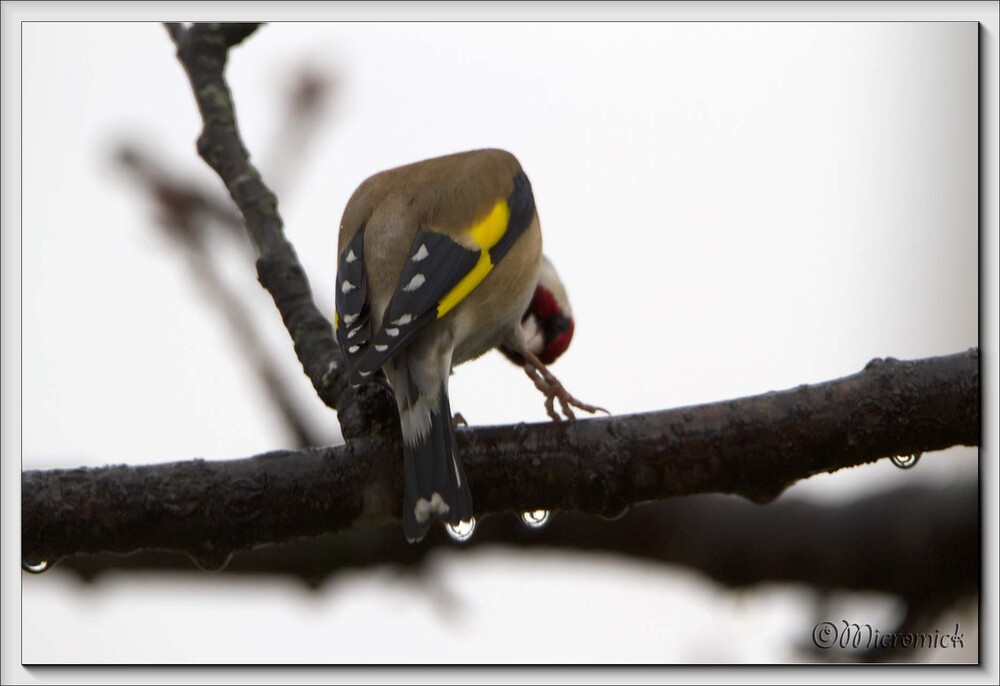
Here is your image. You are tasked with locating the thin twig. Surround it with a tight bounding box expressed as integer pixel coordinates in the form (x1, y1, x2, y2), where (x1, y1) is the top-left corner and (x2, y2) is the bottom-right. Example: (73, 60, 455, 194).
(166, 22, 396, 441)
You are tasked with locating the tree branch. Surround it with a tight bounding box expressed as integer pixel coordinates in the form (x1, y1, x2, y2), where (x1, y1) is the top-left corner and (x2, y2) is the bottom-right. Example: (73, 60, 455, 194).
(22, 349, 979, 564)
(165, 22, 395, 441)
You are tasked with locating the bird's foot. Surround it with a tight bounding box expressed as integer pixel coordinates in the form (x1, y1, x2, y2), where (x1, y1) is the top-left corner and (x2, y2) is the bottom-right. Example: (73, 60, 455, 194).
(521, 350, 609, 421)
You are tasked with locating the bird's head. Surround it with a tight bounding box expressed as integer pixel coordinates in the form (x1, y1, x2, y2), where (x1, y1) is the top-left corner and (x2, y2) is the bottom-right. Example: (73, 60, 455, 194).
(502, 256, 575, 366)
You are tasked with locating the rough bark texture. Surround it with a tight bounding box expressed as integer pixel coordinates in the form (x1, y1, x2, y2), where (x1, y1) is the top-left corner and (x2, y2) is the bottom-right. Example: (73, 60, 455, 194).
(22, 349, 980, 564)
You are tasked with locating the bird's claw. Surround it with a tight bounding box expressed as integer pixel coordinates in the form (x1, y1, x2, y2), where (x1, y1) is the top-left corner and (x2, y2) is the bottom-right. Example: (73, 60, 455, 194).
(522, 352, 609, 422)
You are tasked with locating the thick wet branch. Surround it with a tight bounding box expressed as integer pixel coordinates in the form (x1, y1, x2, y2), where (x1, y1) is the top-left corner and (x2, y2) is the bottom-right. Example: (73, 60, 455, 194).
(165, 22, 395, 440)
(22, 349, 979, 564)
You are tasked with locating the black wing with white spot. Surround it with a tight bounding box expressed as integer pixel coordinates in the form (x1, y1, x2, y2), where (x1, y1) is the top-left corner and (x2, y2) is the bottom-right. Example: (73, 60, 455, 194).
(489, 171, 535, 264)
(346, 229, 480, 386)
(334, 228, 372, 368)
(345, 171, 536, 388)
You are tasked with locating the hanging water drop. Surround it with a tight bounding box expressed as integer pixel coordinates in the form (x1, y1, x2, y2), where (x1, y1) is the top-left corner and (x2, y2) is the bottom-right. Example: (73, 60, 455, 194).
(890, 452, 922, 469)
(599, 505, 631, 522)
(190, 551, 233, 572)
(520, 510, 551, 529)
(22, 559, 51, 574)
(446, 516, 476, 542)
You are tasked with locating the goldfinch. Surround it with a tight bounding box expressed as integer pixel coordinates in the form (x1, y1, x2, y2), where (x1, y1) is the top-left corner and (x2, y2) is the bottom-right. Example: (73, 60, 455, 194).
(335, 149, 600, 542)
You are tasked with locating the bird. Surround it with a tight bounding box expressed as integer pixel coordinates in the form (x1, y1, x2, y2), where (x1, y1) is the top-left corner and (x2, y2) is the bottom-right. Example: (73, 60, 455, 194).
(334, 149, 603, 543)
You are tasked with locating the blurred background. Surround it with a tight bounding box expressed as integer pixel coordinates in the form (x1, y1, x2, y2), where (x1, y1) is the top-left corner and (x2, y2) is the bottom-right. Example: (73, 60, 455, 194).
(19, 21, 979, 663)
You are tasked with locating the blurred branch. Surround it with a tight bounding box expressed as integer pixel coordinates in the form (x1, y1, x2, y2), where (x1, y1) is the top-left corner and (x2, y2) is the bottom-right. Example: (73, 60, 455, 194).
(116, 145, 244, 236)
(116, 144, 326, 448)
(22, 348, 979, 563)
(165, 22, 396, 441)
(116, 50, 340, 448)
(50, 482, 977, 611)
(260, 64, 338, 197)
(43, 480, 980, 664)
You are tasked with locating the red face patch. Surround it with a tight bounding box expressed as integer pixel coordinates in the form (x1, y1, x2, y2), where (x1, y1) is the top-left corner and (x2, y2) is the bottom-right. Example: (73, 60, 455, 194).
(528, 286, 574, 364)
(530, 286, 562, 320)
(540, 319, 574, 364)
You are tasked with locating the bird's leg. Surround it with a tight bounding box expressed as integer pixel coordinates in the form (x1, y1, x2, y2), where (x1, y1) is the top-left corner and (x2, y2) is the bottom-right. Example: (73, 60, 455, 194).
(520, 349, 609, 421)
(522, 363, 561, 420)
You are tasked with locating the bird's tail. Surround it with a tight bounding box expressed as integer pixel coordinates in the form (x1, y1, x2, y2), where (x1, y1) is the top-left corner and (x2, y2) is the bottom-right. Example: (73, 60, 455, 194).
(399, 384, 474, 543)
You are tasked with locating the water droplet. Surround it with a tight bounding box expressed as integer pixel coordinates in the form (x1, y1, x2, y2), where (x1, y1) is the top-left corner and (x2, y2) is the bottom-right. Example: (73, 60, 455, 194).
(22, 559, 51, 574)
(520, 510, 550, 529)
(446, 516, 476, 542)
(890, 453, 922, 470)
(599, 505, 631, 521)
(190, 552, 233, 572)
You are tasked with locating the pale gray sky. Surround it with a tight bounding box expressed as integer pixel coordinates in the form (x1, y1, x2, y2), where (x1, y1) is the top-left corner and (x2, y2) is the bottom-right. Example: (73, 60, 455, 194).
(8, 13, 989, 670)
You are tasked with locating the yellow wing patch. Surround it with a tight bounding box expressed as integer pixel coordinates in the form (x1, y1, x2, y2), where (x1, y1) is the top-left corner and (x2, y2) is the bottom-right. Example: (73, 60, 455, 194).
(436, 199, 510, 318)
(467, 199, 510, 251)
